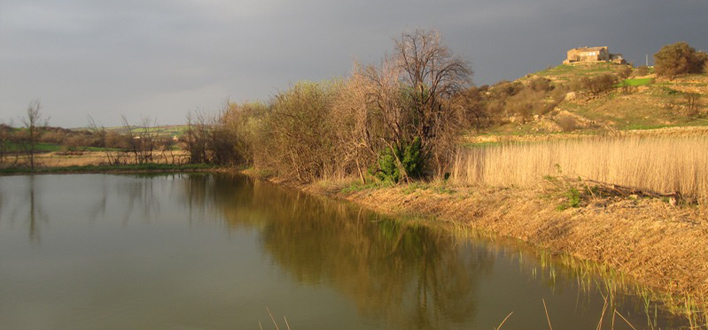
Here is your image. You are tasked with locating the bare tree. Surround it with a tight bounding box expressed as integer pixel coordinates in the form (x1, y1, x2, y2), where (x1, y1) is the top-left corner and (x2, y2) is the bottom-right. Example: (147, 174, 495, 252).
(184, 110, 212, 164)
(20, 100, 49, 171)
(121, 115, 158, 164)
(361, 29, 473, 179)
(685, 92, 702, 117)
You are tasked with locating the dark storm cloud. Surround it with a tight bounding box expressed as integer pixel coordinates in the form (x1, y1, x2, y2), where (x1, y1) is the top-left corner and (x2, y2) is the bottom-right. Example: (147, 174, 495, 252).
(1, 0, 706, 127)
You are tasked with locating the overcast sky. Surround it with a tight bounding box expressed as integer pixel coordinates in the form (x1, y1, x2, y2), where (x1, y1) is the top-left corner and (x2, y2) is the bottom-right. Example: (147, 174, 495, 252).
(1, 0, 706, 127)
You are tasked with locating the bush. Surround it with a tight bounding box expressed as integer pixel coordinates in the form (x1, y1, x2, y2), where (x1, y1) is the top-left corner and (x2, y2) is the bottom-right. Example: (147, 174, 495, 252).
(685, 92, 702, 117)
(654, 42, 707, 78)
(373, 137, 423, 183)
(617, 66, 633, 79)
(636, 66, 650, 76)
(529, 77, 553, 92)
(580, 73, 617, 95)
(555, 115, 578, 132)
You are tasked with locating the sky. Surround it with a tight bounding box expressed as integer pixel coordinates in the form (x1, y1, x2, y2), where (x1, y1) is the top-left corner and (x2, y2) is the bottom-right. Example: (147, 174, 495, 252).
(1, 0, 707, 128)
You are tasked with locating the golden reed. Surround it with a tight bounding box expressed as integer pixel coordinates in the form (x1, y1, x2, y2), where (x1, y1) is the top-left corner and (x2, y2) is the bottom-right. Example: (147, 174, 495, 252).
(451, 136, 708, 203)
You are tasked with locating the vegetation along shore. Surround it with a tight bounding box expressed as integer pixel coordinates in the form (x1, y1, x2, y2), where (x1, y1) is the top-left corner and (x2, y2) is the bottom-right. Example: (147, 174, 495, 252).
(2, 30, 708, 326)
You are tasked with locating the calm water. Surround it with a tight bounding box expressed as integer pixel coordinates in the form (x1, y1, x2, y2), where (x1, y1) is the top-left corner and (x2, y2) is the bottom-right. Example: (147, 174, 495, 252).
(0, 174, 687, 329)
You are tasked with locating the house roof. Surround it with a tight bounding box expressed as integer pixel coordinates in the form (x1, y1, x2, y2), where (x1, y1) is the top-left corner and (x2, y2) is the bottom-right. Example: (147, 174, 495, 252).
(569, 46, 607, 52)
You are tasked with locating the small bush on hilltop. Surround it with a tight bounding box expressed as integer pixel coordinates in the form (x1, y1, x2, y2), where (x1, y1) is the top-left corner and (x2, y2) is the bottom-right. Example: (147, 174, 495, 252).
(617, 66, 633, 79)
(579, 73, 617, 95)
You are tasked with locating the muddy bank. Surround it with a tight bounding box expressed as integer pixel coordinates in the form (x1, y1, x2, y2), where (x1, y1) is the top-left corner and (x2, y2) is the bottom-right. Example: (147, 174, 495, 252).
(281, 178, 708, 310)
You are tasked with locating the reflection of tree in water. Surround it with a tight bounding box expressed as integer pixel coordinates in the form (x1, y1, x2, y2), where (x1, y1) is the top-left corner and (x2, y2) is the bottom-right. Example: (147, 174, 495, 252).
(26, 175, 47, 242)
(176, 174, 262, 226)
(0, 176, 47, 243)
(189, 174, 495, 330)
(114, 174, 162, 223)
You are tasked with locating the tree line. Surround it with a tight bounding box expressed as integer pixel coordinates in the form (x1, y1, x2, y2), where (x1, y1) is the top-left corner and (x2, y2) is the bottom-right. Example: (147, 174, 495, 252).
(185, 29, 476, 183)
(183, 34, 708, 183)
(2, 34, 705, 177)
(0, 106, 180, 169)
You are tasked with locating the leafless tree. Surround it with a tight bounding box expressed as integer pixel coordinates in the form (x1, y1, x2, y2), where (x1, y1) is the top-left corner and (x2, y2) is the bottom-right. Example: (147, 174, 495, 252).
(20, 100, 49, 171)
(121, 115, 158, 164)
(0, 121, 14, 165)
(685, 92, 702, 117)
(361, 29, 473, 177)
(184, 111, 211, 164)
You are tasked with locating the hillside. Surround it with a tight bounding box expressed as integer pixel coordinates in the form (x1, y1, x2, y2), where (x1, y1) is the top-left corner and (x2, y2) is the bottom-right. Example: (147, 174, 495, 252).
(472, 63, 708, 140)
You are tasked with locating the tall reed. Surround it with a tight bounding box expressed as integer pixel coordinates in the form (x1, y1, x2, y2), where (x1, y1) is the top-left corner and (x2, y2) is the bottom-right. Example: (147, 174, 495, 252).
(451, 136, 708, 203)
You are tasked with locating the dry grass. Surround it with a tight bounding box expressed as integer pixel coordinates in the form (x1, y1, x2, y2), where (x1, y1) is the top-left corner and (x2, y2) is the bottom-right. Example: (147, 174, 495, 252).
(452, 135, 708, 203)
(6, 150, 190, 168)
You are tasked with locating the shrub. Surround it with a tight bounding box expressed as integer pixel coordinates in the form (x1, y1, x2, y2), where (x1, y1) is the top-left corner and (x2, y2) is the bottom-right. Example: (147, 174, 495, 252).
(685, 92, 702, 117)
(636, 66, 650, 76)
(555, 115, 578, 132)
(529, 77, 553, 92)
(654, 42, 707, 78)
(373, 137, 424, 183)
(580, 73, 617, 95)
(617, 66, 633, 79)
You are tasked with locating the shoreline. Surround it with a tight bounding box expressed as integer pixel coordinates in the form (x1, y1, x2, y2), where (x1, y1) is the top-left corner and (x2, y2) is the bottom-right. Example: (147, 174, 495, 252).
(254, 172, 708, 315)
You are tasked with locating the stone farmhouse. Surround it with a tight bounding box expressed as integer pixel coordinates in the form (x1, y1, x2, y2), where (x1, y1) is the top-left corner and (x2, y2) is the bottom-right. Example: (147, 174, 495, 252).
(563, 46, 626, 64)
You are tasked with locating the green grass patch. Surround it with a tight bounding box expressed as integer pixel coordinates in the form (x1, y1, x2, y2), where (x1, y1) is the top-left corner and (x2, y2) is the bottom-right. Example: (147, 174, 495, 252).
(2, 142, 62, 152)
(340, 181, 394, 193)
(0, 163, 217, 175)
(619, 78, 653, 87)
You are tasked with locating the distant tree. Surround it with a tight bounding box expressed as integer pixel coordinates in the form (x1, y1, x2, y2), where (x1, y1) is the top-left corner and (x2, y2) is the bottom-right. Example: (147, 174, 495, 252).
(121, 115, 158, 164)
(20, 100, 49, 171)
(87, 116, 107, 148)
(454, 86, 490, 133)
(0, 122, 13, 164)
(696, 51, 708, 73)
(654, 42, 707, 78)
(184, 111, 210, 164)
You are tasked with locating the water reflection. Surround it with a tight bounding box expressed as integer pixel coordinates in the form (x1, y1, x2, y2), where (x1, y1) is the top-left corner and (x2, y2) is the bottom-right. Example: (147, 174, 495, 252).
(176, 174, 494, 329)
(0, 175, 48, 242)
(0, 173, 692, 329)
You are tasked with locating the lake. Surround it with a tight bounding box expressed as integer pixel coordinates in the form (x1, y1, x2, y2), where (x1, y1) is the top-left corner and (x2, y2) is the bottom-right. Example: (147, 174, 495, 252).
(0, 173, 687, 329)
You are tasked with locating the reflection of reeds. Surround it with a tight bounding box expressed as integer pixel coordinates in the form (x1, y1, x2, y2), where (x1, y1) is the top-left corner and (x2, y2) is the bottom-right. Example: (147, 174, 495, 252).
(497, 299, 640, 330)
(450, 223, 707, 329)
(452, 136, 708, 203)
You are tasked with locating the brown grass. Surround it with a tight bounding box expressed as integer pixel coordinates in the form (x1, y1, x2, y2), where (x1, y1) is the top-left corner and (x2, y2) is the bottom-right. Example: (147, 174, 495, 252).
(11, 150, 190, 168)
(452, 135, 708, 203)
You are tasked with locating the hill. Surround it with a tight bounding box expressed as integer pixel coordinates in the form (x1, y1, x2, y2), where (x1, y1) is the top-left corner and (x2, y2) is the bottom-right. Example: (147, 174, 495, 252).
(471, 62, 708, 140)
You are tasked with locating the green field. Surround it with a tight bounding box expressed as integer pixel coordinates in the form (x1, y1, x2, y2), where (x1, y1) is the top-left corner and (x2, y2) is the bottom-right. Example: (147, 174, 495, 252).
(1, 142, 61, 152)
(619, 78, 653, 86)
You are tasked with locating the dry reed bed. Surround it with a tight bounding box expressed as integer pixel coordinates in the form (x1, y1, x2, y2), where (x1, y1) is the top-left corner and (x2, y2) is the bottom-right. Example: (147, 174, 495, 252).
(24, 151, 190, 167)
(452, 136, 708, 203)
